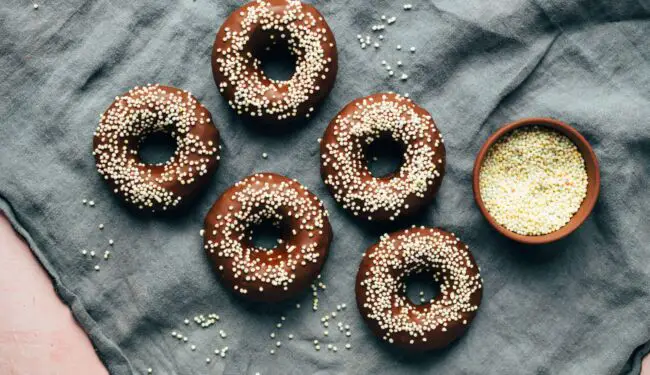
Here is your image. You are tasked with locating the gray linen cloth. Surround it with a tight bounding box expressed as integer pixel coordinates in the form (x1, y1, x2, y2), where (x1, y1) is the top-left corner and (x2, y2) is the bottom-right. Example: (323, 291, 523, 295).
(1, 0, 650, 374)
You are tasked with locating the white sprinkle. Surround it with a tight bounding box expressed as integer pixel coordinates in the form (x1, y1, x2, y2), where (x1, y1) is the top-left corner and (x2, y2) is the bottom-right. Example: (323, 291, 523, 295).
(400, 73, 409, 81)
(108, 239, 114, 246)
(262, 152, 268, 159)
(103, 251, 110, 260)
(404, 4, 413, 10)
(191, 345, 196, 351)
(410, 46, 416, 53)
(81, 249, 87, 256)
(206, 358, 211, 363)
(276, 341, 281, 347)
(345, 343, 351, 349)
(396, 45, 402, 50)
(147, 368, 153, 374)
(98, 224, 104, 230)
(94, 265, 100, 271)
(88, 200, 95, 207)
(373, 42, 380, 48)
(33, 3, 39, 10)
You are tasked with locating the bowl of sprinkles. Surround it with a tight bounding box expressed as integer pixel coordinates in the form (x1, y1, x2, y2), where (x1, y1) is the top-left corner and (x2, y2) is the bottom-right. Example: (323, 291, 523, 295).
(473, 118, 600, 245)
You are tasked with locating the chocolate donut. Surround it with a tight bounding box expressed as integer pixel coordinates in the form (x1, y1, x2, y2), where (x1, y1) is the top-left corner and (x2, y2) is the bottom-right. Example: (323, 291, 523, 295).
(211, 0, 338, 125)
(320, 93, 446, 221)
(203, 173, 332, 302)
(93, 84, 220, 212)
(356, 227, 483, 351)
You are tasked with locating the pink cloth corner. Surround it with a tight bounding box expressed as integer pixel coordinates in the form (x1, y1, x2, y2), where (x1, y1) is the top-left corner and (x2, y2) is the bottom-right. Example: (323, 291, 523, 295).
(0, 214, 108, 375)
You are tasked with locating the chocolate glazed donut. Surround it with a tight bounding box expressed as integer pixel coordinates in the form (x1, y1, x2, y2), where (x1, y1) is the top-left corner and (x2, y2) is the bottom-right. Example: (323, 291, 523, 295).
(211, 0, 338, 126)
(93, 84, 220, 213)
(321, 93, 446, 222)
(356, 227, 483, 351)
(203, 173, 333, 302)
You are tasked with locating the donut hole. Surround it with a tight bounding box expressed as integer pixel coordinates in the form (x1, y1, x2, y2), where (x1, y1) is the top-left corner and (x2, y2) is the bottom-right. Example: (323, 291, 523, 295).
(247, 218, 289, 252)
(138, 131, 178, 165)
(402, 270, 441, 306)
(256, 34, 298, 82)
(364, 133, 406, 178)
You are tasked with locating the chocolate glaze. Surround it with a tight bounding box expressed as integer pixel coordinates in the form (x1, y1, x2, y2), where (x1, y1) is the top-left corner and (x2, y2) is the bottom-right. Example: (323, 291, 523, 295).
(211, 0, 338, 127)
(320, 93, 446, 222)
(203, 173, 333, 303)
(93, 85, 220, 213)
(356, 227, 483, 351)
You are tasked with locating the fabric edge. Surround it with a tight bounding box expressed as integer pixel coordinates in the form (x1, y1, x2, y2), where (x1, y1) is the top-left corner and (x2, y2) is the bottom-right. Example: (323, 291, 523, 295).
(0, 194, 134, 375)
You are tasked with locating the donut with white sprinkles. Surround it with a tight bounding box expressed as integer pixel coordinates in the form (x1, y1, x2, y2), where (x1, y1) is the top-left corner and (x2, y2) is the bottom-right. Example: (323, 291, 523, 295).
(356, 227, 483, 351)
(211, 0, 338, 125)
(203, 173, 332, 302)
(93, 84, 221, 212)
(320, 93, 446, 221)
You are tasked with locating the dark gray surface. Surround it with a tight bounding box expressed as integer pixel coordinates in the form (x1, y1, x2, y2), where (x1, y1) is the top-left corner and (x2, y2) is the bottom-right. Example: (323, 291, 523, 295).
(1, 0, 650, 374)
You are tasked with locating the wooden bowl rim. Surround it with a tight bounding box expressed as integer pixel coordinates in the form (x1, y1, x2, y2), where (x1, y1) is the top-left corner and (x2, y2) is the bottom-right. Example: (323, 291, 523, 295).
(472, 117, 601, 245)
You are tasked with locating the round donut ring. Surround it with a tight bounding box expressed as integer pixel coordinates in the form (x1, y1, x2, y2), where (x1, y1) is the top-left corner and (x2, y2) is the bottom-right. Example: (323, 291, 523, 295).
(93, 84, 220, 213)
(356, 227, 483, 351)
(211, 0, 338, 125)
(320, 93, 446, 222)
(203, 173, 333, 302)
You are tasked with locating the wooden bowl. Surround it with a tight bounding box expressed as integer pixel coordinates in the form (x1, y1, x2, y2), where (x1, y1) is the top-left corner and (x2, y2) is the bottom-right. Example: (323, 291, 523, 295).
(472, 118, 600, 245)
